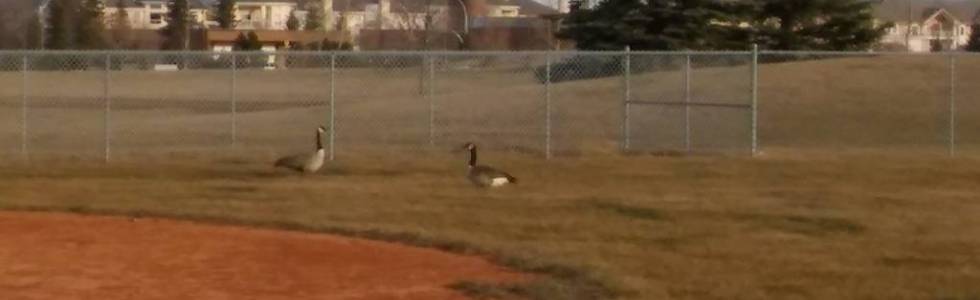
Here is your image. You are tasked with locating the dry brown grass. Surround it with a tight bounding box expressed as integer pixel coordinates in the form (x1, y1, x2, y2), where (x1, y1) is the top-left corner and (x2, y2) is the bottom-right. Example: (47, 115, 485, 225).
(3, 54, 980, 159)
(1, 152, 979, 299)
(1, 54, 980, 299)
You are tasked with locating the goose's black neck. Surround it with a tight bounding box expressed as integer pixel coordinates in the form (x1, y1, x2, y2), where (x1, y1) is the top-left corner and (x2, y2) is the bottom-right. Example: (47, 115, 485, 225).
(315, 129, 323, 150)
(468, 147, 477, 167)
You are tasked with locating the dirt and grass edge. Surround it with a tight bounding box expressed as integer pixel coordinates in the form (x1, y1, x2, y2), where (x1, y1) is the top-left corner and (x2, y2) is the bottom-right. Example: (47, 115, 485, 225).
(0, 205, 618, 300)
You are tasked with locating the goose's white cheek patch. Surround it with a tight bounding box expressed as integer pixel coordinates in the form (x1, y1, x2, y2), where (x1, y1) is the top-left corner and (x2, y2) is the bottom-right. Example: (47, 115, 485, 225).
(490, 177, 510, 187)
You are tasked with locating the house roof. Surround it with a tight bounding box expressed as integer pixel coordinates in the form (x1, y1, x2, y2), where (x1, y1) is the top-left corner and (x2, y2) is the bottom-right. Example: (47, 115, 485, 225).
(330, 0, 429, 13)
(236, 0, 300, 3)
(205, 29, 348, 44)
(329, 0, 555, 15)
(486, 0, 557, 15)
(873, 0, 980, 23)
(471, 16, 549, 28)
(332, 0, 372, 12)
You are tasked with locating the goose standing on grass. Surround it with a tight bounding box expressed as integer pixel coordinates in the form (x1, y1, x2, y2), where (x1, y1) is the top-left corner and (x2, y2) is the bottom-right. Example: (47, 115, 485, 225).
(461, 142, 517, 187)
(275, 126, 326, 173)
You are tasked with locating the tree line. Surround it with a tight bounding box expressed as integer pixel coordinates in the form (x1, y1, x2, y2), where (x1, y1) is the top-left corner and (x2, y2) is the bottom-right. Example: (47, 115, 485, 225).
(560, 0, 980, 51)
(3, 0, 980, 51)
(0, 0, 333, 51)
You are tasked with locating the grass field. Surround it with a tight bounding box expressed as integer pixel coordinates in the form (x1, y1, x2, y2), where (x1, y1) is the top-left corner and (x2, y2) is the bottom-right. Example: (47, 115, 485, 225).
(2, 53, 980, 159)
(1, 53, 980, 299)
(1, 152, 979, 299)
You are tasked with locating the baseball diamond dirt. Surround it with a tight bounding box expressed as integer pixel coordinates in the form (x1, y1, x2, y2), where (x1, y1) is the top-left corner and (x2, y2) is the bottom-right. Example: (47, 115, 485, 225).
(0, 211, 528, 299)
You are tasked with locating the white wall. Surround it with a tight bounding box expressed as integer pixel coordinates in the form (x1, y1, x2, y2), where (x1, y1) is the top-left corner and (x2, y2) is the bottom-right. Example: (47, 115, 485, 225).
(880, 21, 973, 52)
(103, 4, 207, 30)
(234, 3, 298, 30)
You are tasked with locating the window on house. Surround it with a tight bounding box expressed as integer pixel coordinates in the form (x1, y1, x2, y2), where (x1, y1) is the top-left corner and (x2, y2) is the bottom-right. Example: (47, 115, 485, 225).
(150, 13, 163, 24)
(910, 25, 919, 36)
(501, 9, 517, 16)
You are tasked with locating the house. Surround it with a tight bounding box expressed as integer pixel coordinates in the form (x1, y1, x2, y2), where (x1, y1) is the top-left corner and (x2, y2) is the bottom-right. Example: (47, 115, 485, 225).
(320, 0, 556, 36)
(325, 0, 559, 49)
(102, 0, 299, 31)
(206, 29, 347, 68)
(206, 29, 346, 51)
(874, 0, 980, 52)
(234, 0, 301, 30)
(323, 0, 449, 37)
(103, 0, 210, 30)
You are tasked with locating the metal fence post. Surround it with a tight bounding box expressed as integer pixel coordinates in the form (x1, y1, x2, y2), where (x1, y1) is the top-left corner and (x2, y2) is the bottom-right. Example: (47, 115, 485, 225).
(751, 44, 759, 156)
(329, 53, 336, 161)
(684, 53, 692, 153)
(949, 53, 956, 157)
(104, 53, 112, 163)
(231, 52, 238, 148)
(21, 54, 29, 162)
(545, 51, 553, 159)
(428, 54, 436, 148)
(622, 46, 632, 152)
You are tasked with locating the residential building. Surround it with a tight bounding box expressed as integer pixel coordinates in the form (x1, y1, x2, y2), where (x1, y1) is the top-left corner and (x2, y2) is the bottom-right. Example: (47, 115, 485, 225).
(102, 0, 210, 30)
(321, 0, 556, 36)
(233, 0, 300, 30)
(874, 0, 980, 52)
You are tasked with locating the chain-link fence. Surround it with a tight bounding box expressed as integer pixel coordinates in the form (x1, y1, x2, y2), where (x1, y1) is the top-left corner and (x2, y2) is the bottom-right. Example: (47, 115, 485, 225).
(0, 50, 977, 162)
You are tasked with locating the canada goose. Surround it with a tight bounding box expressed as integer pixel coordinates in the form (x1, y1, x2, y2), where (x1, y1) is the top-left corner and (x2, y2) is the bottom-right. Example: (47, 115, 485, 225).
(461, 142, 517, 187)
(274, 126, 326, 173)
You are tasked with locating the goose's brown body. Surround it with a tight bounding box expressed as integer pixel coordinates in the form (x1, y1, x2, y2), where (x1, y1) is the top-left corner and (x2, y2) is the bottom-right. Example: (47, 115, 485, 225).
(463, 143, 517, 187)
(275, 127, 327, 173)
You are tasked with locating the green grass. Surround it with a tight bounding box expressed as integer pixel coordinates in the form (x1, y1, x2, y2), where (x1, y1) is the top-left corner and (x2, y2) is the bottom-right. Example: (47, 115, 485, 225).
(1, 152, 979, 299)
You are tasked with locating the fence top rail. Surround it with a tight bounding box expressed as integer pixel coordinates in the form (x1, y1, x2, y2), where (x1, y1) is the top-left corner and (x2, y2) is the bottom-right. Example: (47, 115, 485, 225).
(0, 49, 753, 56)
(2, 49, 979, 56)
(0, 50, 752, 56)
(759, 50, 980, 56)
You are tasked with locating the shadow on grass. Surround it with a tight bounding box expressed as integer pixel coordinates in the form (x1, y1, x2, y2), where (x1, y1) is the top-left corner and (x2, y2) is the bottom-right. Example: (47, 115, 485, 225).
(0, 205, 616, 300)
(590, 200, 668, 222)
(732, 213, 865, 236)
(879, 255, 957, 268)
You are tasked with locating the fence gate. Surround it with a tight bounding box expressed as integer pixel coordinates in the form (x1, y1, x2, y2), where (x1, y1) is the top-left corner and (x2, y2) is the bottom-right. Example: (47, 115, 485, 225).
(623, 52, 755, 154)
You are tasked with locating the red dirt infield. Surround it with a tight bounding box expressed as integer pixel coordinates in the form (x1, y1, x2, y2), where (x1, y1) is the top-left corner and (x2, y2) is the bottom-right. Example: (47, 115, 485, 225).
(0, 212, 527, 300)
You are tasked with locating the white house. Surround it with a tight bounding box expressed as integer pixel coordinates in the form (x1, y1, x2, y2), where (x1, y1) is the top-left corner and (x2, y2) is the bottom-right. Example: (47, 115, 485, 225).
(874, 0, 980, 52)
(102, 0, 299, 31)
(234, 0, 300, 30)
(103, 0, 210, 30)
(326, 0, 446, 33)
(320, 0, 555, 40)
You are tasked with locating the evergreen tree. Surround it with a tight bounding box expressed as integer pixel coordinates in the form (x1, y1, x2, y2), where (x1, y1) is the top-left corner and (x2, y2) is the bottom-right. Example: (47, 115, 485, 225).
(26, 12, 44, 49)
(161, 0, 191, 50)
(556, 0, 651, 50)
(558, 0, 745, 50)
(46, 0, 76, 50)
(646, 0, 749, 50)
(286, 10, 300, 31)
(752, 0, 888, 51)
(233, 31, 262, 50)
(110, 0, 133, 49)
(76, 0, 108, 49)
(966, 24, 980, 52)
(305, 4, 324, 31)
(558, 0, 886, 51)
(216, 0, 236, 29)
